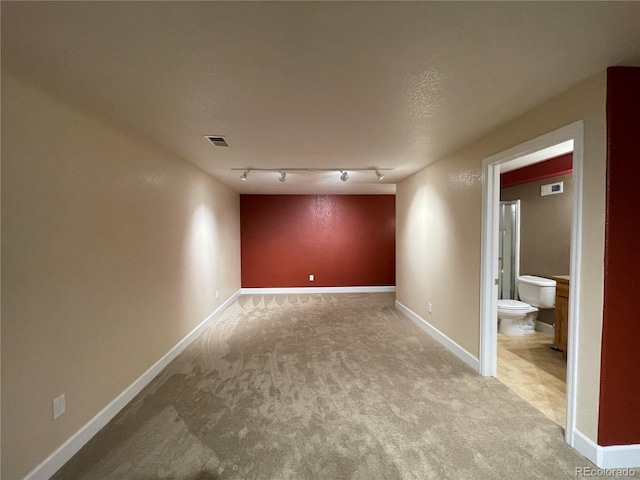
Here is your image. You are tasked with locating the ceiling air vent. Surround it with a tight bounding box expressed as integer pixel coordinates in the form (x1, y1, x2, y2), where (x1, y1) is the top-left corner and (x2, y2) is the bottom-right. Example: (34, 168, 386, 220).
(205, 135, 229, 147)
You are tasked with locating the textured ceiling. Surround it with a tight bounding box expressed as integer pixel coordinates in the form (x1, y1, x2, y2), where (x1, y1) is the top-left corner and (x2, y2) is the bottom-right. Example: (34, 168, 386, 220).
(2, 2, 639, 194)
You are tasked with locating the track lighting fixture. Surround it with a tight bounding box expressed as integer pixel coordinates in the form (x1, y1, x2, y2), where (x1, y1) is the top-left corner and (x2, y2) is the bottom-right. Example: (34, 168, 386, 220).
(232, 167, 391, 183)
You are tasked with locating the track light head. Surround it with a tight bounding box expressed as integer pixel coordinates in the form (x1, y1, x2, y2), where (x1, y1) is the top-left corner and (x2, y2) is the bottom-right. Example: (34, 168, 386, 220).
(340, 171, 349, 182)
(375, 170, 384, 181)
(279, 171, 287, 183)
(240, 170, 248, 181)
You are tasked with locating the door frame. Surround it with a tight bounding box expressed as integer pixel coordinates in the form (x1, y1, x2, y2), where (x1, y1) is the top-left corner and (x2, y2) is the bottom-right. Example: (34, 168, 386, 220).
(479, 121, 584, 446)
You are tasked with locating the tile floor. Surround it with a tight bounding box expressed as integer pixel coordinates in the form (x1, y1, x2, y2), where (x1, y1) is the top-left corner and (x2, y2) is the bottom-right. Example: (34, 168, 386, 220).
(497, 331, 567, 427)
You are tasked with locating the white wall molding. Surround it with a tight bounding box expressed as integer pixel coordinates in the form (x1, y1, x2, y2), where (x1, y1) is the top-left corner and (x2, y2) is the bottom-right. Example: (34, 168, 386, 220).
(573, 430, 640, 469)
(535, 320, 554, 336)
(241, 286, 396, 295)
(395, 300, 479, 371)
(574, 429, 600, 466)
(24, 289, 242, 480)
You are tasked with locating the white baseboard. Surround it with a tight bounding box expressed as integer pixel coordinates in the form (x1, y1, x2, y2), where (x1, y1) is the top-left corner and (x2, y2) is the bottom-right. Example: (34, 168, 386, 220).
(573, 430, 640, 468)
(241, 286, 396, 294)
(535, 320, 554, 336)
(395, 300, 479, 371)
(25, 289, 242, 480)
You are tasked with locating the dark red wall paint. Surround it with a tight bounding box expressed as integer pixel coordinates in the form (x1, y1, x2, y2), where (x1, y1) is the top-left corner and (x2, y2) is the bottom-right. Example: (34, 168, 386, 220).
(599, 67, 640, 446)
(240, 195, 395, 288)
(500, 153, 573, 189)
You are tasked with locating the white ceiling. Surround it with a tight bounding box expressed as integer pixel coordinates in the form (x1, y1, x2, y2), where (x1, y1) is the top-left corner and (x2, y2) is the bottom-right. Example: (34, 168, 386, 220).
(2, 2, 639, 194)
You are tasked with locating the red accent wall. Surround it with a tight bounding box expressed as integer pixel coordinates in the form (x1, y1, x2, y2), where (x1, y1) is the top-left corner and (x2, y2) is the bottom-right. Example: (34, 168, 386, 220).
(599, 66, 640, 446)
(500, 153, 573, 188)
(240, 195, 395, 288)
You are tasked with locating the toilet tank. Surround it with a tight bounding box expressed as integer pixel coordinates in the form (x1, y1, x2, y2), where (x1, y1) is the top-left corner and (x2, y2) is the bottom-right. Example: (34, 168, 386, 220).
(517, 275, 556, 308)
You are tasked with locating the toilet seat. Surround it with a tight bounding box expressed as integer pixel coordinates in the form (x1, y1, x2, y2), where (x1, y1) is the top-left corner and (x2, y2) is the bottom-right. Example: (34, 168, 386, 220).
(497, 299, 531, 311)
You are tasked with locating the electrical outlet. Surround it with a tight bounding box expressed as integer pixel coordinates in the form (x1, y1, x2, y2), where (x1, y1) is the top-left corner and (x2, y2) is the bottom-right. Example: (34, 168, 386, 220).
(215, 290, 219, 299)
(309, 274, 314, 281)
(428, 303, 433, 314)
(53, 394, 65, 419)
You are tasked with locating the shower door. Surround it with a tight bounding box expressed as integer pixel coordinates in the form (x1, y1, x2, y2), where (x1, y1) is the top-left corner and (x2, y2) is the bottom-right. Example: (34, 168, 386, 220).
(498, 200, 521, 300)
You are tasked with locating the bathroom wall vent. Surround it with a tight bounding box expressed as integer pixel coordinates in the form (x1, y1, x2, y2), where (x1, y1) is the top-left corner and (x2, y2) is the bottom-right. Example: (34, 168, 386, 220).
(541, 181, 563, 196)
(205, 136, 229, 147)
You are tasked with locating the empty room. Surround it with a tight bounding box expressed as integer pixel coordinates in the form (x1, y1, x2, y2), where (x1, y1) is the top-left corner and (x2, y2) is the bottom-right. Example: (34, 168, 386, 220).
(2, 2, 640, 479)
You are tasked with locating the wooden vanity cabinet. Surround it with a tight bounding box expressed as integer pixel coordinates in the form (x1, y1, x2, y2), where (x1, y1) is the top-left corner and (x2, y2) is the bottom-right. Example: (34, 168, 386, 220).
(552, 275, 569, 360)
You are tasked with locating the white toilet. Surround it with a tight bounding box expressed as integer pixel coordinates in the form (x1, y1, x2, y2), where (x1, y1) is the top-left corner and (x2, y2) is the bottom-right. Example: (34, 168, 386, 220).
(497, 275, 556, 336)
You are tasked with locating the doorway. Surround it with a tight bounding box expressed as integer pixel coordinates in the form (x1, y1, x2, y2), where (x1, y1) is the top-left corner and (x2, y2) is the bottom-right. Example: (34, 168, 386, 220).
(479, 121, 584, 447)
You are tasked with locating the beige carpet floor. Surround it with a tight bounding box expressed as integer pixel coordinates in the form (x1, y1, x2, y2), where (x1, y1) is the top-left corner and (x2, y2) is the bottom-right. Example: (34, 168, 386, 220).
(53, 293, 598, 479)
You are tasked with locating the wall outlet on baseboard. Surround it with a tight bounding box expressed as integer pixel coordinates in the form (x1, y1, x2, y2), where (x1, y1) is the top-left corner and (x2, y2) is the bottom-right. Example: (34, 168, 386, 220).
(215, 290, 219, 299)
(309, 274, 314, 281)
(428, 303, 433, 314)
(53, 394, 65, 419)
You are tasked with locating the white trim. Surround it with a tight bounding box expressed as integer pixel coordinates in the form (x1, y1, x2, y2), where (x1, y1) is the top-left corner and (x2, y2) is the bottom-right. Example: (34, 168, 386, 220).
(565, 122, 584, 447)
(395, 300, 479, 371)
(598, 445, 640, 469)
(24, 289, 242, 480)
(480, 121, 584, 448)
(480, 152, 501, 376)
(573, 430, 640, 469)
(534, 320, 554, 336)
(573, 429, 599, 466)
(241, 286, 396, 295)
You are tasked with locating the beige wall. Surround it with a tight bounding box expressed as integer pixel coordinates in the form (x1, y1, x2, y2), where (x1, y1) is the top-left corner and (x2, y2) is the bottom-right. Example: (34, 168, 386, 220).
(397, 72, 606, 441)
(1, 74, 241, 479)
(502, 173, 573, 279)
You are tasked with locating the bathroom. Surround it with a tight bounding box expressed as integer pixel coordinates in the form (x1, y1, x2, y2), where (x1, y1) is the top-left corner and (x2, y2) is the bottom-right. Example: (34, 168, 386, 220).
(497, 153, 573, 426)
